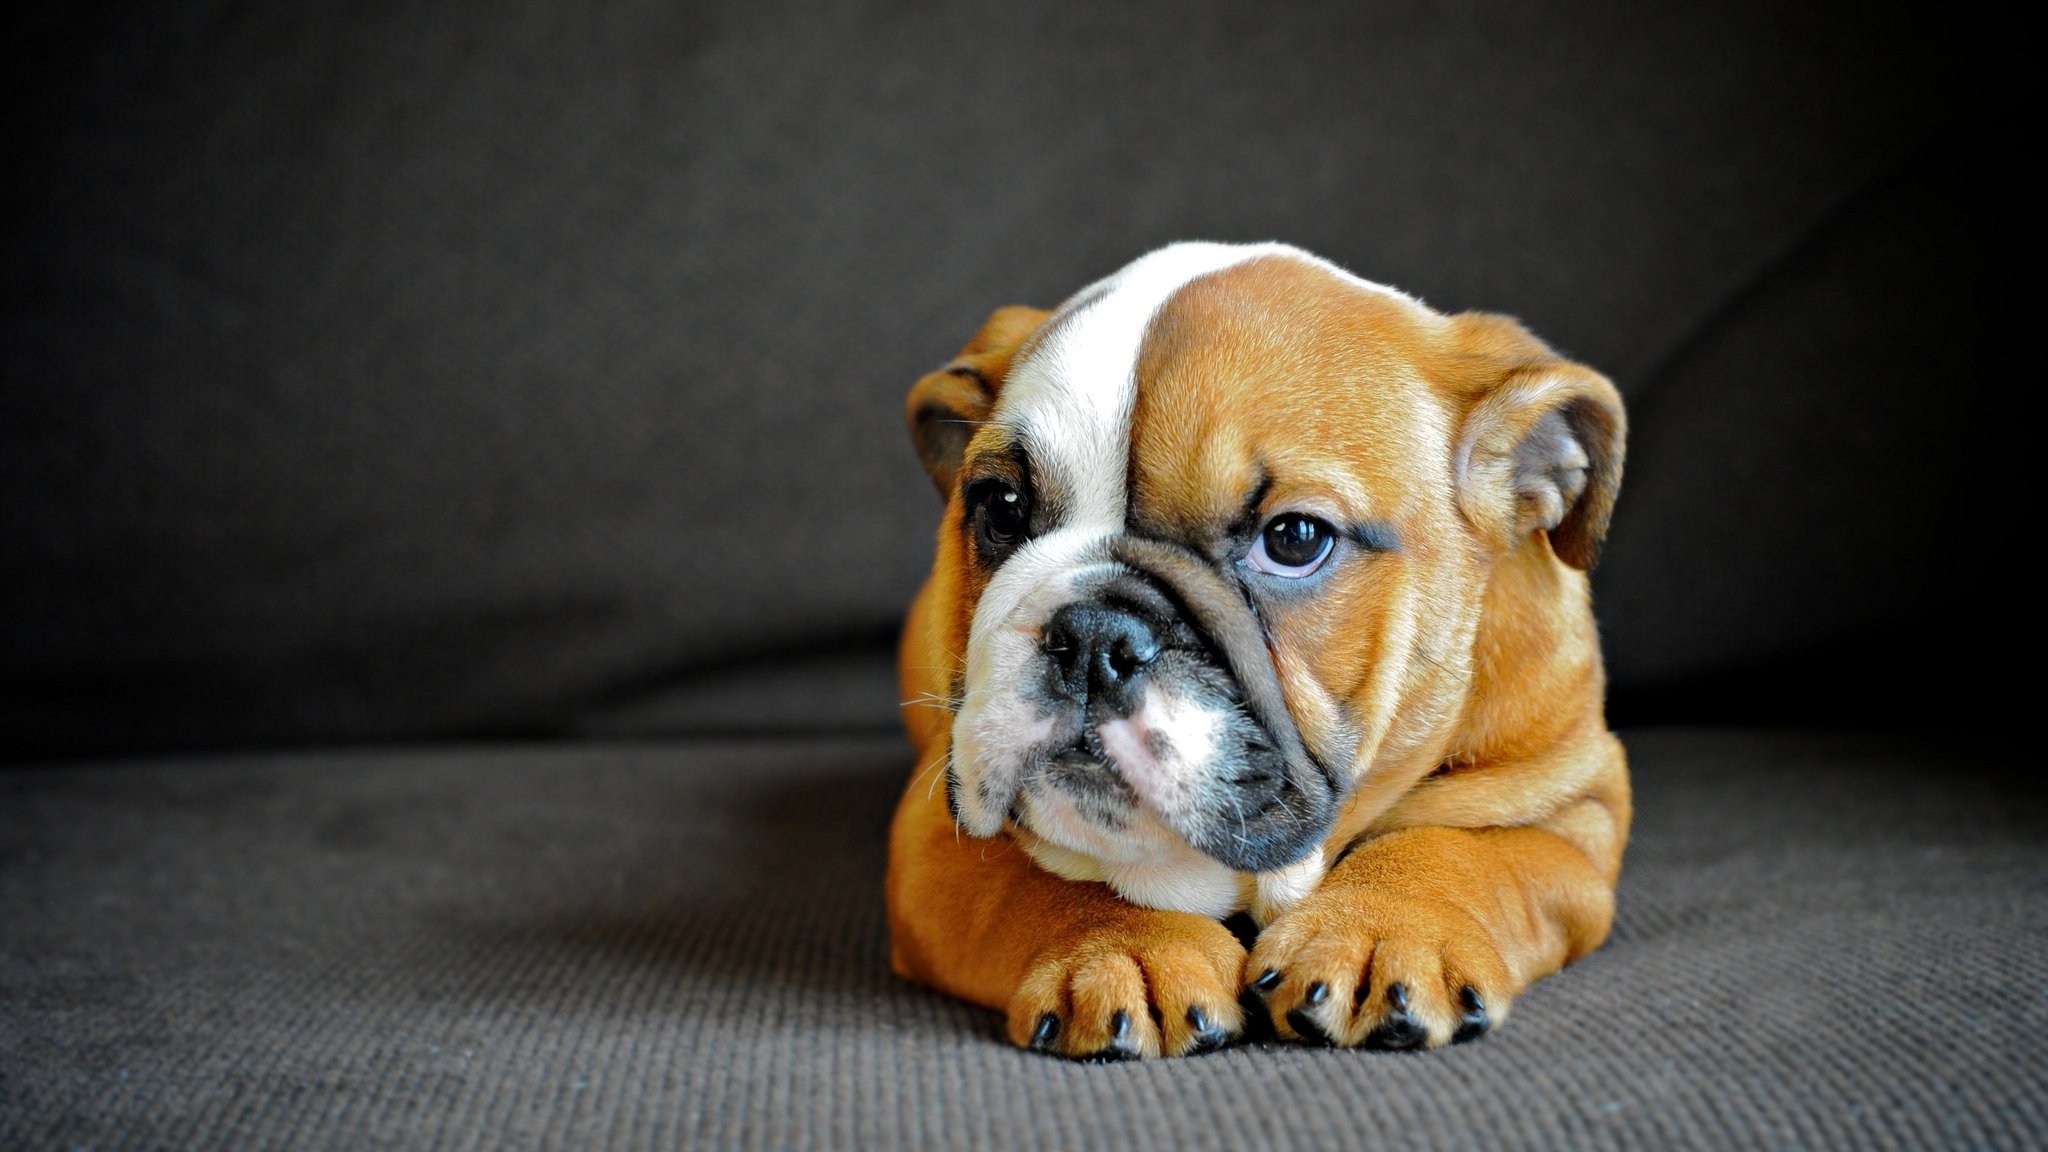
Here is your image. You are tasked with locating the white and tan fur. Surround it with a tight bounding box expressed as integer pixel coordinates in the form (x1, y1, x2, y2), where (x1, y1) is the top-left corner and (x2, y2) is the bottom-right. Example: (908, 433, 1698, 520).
(890, 241, 1629, 1059)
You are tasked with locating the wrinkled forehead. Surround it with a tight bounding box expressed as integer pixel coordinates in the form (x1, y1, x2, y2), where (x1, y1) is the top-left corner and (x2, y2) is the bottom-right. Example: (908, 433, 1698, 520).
(987, 243, 1293, 529)
(983, 243, 1433, 533)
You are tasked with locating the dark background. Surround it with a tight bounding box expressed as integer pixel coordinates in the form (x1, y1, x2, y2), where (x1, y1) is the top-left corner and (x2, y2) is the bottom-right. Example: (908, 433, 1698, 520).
(3, 0, 2013, 765)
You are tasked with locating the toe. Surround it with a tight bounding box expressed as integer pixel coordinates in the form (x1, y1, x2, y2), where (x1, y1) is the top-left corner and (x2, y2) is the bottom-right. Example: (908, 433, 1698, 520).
(1363, 982, 1431, 1050)
(1182, 1004, 1233, 1053)
(1067, 952, 1158, 1059)
(1137, 930, 1246, 1056)
(1006, 959, 1070, 1051)
(1352, 937, 1460, 1049)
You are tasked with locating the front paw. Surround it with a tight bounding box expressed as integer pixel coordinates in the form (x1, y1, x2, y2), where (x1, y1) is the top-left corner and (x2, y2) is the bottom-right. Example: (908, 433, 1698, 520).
(1007, 911, 1247, 1060)
(1247, 885, 1510, 1051)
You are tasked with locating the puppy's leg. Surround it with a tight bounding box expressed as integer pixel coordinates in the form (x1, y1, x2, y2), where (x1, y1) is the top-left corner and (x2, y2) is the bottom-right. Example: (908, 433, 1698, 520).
(1247, 742, 1627, 1051)
(886, 770, 1247, 1059)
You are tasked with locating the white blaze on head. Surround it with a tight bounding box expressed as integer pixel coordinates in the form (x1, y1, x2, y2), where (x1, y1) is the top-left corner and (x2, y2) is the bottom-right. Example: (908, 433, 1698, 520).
(952, 242, 1297, 835)
(994, 242, 1304, 532)
(946, 240, 1376, 915)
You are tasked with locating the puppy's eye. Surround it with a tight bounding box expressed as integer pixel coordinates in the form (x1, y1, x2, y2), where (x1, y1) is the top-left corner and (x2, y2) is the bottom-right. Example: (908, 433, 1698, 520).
(969, 481, 1029, 554)
(1246, 513, 1333, 577)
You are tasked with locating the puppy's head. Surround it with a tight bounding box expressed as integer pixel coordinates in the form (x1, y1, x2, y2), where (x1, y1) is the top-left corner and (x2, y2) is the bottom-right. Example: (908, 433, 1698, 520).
(905, 243, 1623, 916)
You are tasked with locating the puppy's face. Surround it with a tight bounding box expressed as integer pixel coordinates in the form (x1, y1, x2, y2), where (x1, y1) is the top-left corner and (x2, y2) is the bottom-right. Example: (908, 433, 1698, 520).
(906, 244, 1621, 917)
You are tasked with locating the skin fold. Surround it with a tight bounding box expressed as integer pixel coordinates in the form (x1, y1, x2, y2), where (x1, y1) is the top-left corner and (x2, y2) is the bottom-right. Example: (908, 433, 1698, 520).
(887, 251, 1629, 1058)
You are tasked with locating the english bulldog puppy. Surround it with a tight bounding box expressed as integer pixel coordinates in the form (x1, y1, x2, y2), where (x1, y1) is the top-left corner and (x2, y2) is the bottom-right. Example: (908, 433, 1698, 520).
(887, 242, 1629, 1059)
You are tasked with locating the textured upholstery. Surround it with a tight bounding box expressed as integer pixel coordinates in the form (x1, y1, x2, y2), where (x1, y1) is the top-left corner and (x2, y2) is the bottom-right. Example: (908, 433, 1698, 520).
(3, 731, 2040, 1149)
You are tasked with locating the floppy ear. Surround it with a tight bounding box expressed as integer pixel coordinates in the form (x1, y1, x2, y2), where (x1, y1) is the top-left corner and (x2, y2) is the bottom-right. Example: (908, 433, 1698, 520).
(1451, 320, 1627, 570)
(904, 305, 1050, 497)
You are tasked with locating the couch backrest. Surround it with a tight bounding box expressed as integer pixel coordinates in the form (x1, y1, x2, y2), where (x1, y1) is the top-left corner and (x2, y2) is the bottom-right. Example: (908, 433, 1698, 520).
(3, 0, 2000, 762)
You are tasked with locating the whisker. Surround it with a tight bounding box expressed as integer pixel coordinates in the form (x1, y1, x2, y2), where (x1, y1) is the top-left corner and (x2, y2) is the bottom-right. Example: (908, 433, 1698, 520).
(899, 693, 962, 710)
(916, 752, 950, 801)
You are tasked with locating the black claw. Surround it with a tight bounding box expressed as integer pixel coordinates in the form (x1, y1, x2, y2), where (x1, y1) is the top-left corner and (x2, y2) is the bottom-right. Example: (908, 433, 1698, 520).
(1365, 1009, 1426, 1052)
(1252, 969, 1283, 993)
(1286, 1007, 1335, 1047)
(1109, 1009, 1130, 1042)
(1030, 1012, 1060, 1050)
(1453, 986, 1490, 1044)
(1386, 982, 1410, 1012)
(1305, 981, 1329, 1006)
(1184, 1004, 1229, 1054)
(1185, 1004, 1232, 1055)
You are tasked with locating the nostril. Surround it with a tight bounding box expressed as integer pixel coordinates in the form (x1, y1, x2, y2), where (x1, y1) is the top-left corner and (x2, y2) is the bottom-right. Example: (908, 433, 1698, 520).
(1104, 635, 1155, 682)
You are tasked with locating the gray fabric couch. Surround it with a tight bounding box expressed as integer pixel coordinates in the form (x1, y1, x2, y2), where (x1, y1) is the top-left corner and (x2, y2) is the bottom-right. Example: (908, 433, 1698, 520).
(4, 2, 2034, 1148)
(4, 732, 2040, 1149)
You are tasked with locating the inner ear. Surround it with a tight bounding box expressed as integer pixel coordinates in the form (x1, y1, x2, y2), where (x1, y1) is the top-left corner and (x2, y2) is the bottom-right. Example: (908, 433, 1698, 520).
(1511, 405, 1592, 538)
(1453, 353, 1626, 571)
(907, 369, 994, 496)
(904, 305, 1050, 498)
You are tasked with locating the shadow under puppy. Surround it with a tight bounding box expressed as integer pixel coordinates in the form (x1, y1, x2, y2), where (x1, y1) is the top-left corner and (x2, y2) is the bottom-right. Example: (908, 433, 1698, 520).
(888, 242, 1629, 1059)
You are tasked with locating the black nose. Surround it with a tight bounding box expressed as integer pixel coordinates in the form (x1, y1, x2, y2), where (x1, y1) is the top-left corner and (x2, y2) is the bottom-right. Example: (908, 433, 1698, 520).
(1043, 602, 1160, 711)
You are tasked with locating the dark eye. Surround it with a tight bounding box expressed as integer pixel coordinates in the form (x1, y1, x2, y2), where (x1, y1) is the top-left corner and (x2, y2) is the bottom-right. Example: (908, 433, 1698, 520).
(1245, 513, 1333, 577)
(970, 481, 1029, 554)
